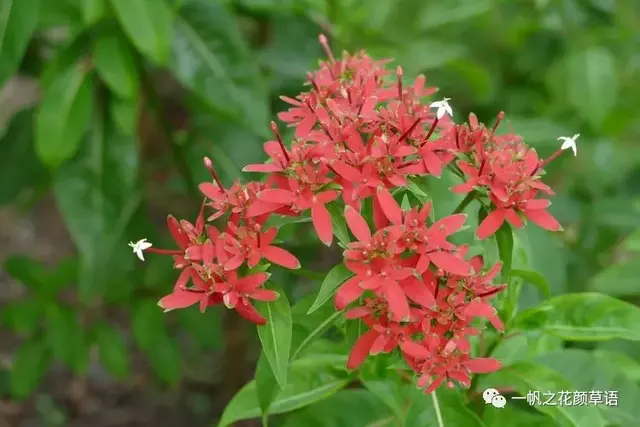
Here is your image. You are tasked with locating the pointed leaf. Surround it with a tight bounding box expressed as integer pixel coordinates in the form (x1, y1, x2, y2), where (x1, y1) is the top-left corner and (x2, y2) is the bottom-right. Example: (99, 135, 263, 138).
(307, 264, 354, 314)
(109, 0, 172, 64)
(93, 31, 140, 99)
(219, 355, 350, 426)
(513, 292, 640, 342)
(35, 63, 92, 167)
(256, 283, 292, 389)
(0, 0, 41, 86)
(171, 0, 269, 136)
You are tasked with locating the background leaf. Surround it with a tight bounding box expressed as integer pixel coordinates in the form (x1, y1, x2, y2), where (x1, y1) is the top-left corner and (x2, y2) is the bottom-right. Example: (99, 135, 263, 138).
(35, 63, 93, 167)
(109, 0, 173, 64)
(0, 0, 42, 86)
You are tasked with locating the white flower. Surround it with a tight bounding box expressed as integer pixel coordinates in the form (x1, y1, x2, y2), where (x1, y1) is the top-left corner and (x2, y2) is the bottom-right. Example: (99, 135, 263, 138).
(129, 238, 152, 261)
(557, 134, 579, 156)
(430, 97, 453, 120)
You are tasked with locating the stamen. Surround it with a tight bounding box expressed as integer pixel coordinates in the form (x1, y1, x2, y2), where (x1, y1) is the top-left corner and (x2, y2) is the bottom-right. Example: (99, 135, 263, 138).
(490, 111, 505, 136)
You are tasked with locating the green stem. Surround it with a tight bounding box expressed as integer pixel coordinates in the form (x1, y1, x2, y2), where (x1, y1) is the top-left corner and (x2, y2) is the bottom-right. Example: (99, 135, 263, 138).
(453, 191, 477, 214)
(432, 391, 446, 427)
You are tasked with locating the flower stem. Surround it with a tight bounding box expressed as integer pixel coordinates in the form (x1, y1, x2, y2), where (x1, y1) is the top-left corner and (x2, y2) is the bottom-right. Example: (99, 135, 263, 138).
(432, 391, 446, 427)
(453, 190, 477, 214)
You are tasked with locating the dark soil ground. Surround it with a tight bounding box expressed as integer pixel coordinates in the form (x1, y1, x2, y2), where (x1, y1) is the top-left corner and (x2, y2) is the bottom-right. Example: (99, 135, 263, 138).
(0, 197, 259, 427)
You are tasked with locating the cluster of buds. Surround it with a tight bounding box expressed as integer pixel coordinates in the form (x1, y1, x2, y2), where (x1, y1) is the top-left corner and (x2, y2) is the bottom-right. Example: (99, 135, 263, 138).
(129, 35, 577, 393)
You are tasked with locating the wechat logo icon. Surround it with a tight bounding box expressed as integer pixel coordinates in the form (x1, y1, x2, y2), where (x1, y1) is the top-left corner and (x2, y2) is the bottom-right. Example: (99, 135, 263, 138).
(483, 388, 507, 409)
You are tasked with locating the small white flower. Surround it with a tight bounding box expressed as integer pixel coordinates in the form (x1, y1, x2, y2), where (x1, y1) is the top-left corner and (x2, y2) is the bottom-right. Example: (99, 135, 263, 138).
(129, 238, 152, 261)
(557, 133, 579, 156)
(430, 97, 453, 120)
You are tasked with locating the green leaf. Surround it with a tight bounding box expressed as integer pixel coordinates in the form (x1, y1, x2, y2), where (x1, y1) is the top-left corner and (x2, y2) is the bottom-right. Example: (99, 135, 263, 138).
(109, 0, 173, 64)
(280, 389, 393, 427)
(171, 0, 269, 136)
(405, 387, 485, 427)
(3, 255, 49, 292)
(360, 374, 408, 423)
(307, 264, 353, 314)
(46, 305, 88, 374)
(0, 109, 48, 205)
(564, 47, 619, 129)
(511, 269, 551, 298)
(622, 229, 640, 251)
(0, 0, 42, 86)
(132, 300, 165, 351)
(147, 332, 181, 385)
(487, 362, 606, 427)
(495, 222, 514, 282)
(513, 292, 640, 342)
(418, 0, 491, 29)
(256, 283, 292, 389)
(35, 63, 93, 168)
(93, 32, 140, 99)
(218, 355, 350, 426)
(536, 349, 640, 426)
(291, 299, 342, 360)
(255, 353, 278, 417)
(589, 260, 640, 297)
(94, 321, 130, 379)
(9, 338, 50, 400)
(327, 203, 350, 247)
(484, 405, 555, 427)
(109, 95, 139, 136)
(82, 0, 106, 25)
(53, 93, 140, 301)
(1, 298, 46, 336)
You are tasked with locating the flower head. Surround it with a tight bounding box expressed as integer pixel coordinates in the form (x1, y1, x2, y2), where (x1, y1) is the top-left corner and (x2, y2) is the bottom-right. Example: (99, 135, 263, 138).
(129, 238, 153, 261)
(558, 133, 579, 156)
(430, 97, 453, 119)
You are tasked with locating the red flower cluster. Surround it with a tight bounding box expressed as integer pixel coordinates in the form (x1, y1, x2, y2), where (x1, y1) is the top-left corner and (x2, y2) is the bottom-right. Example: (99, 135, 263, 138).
(132, 35, 571, 394)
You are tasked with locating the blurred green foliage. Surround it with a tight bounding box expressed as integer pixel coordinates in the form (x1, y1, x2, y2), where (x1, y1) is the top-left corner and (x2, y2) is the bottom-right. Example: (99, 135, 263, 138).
(1, 0, 639, 425)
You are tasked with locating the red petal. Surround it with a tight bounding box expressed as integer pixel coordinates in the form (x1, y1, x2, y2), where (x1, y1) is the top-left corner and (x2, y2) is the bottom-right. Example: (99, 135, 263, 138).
(246, 200, 284, 218)
(346, 329, 378, 370)
(377, 187, 402, 225)
(250, 289, 279, 301)
(263, 245, 300, 269)
(199, 182, 224, 200)
(234, 273, 269, 292)
(383, 280, 410, 321)
(463, 357, 502, 374)
(258, 189, 295, 204)
(429, 251, 472, 276)
(344, 206, 371, 242)
(335, 276, 364, 310)
(505, 209, 524, 228)
(243, 163, 282, 173)
(524, 199, 551, 210)
(234, 301, 266, 325)
(402, 277, 435, 308)
(525, 208, 562, 232)
(476, 209, 506, 240)
(399, 340, 429, 359)
(431, 213, 467, 235)
(158, 290, 201, 310)
(295, 115, 316, 138)
(332, 162, 362, 181)
(345, 306, 372, 319)
(312, 202, 333, 246)
(167, 215, 189, 249)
